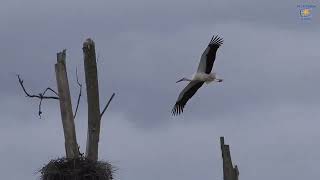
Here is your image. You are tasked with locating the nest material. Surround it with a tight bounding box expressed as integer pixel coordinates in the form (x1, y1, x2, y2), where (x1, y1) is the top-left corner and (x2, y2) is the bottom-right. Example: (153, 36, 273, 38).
(39, 157, 114, 180)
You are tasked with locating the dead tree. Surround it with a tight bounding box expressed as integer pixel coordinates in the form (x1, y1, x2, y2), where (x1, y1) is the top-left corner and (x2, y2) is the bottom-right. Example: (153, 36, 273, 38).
(220, 137, 239, 180)
(18, 39, 115, 179)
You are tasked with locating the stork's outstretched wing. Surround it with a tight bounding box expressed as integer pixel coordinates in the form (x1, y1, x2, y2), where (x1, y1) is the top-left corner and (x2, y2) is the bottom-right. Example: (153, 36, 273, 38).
(172, 81, 204, 116)
(197, 35, 223, 74)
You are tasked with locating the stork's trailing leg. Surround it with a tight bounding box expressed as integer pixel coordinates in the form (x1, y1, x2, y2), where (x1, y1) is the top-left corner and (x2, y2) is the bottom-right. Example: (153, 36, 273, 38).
(215, 79, 223, 82)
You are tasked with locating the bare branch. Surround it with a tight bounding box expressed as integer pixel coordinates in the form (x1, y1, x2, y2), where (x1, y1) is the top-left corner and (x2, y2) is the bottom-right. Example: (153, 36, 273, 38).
(73, 68, 82, 119)
(17, 74, 59, 118)
(17, 75, 59, 100)
(100, 93, 115, 119)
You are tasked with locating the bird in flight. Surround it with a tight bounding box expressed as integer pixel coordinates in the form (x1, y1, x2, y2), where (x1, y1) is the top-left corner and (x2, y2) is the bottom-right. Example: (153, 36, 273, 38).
(172, 35, 224, 116)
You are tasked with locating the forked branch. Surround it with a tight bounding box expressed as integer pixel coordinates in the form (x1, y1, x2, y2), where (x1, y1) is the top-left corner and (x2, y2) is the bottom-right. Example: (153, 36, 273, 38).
(17, 74, 59, 118)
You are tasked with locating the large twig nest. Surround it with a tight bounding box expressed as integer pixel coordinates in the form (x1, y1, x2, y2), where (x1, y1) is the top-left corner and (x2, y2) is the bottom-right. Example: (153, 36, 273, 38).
(39, 157, 114, 180)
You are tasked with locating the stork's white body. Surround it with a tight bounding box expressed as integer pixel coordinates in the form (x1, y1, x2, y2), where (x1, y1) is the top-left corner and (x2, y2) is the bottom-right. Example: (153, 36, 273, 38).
(192, 72, 216, 84)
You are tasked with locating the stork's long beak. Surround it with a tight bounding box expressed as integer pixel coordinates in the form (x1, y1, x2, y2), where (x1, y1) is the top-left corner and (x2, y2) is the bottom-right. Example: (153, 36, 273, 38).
(176, 78, 184, 83)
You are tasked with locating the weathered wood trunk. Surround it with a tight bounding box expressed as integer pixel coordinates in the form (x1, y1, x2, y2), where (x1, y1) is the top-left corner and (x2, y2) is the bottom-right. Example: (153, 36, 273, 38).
(83, 39, 101, 161)
(220, 137, 239, 180)
(55, 49, 79, 158)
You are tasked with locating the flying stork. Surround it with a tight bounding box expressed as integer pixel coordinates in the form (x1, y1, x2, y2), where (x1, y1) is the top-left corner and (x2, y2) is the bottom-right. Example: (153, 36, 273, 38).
(172, 35, 224, 116)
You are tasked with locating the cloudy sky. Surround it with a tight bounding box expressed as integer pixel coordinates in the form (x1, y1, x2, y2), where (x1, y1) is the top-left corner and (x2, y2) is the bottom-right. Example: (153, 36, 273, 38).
(1, 0, 320, 179)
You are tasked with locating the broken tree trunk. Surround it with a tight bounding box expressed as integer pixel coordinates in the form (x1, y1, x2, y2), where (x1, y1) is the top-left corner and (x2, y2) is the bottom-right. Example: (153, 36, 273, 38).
(83, 39, 101, 161)
(220, 137, 239, 180)
(55, 49, 79, 158)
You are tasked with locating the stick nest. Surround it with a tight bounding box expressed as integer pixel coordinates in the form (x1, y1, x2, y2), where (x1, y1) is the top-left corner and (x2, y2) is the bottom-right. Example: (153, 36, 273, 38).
(39, 157, 114, 180)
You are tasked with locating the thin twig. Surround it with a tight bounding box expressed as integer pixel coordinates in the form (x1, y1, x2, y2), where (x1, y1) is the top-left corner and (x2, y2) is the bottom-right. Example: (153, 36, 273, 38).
(97, 52, 100, 62)
(39, 98, 43, 118)
(73, 68, 82, 119)
(42, 87, 59, 97)
(100, 93, 115, 119)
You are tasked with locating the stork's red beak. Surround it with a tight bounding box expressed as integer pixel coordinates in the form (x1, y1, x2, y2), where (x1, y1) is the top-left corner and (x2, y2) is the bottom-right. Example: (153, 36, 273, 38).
(176, 78, 184, 83)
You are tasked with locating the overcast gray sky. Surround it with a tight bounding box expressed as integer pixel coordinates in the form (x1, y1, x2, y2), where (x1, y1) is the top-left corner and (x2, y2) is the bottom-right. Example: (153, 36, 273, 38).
(1, 0, 320, 179)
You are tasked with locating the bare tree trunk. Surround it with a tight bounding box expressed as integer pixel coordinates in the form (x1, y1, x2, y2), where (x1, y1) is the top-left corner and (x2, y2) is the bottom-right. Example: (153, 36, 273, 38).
(55, 49, 79, 158)
(83, 39, 101, 161)
(220, 137, 239, 180)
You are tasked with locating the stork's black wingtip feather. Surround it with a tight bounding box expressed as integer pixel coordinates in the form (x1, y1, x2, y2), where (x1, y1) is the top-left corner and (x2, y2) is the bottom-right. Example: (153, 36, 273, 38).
(172, 104, 184, 116)
(209, 35, 223, 47)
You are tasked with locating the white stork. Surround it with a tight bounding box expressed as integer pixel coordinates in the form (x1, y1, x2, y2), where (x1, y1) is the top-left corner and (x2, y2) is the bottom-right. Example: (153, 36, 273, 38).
(172, 35, 223, 116)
